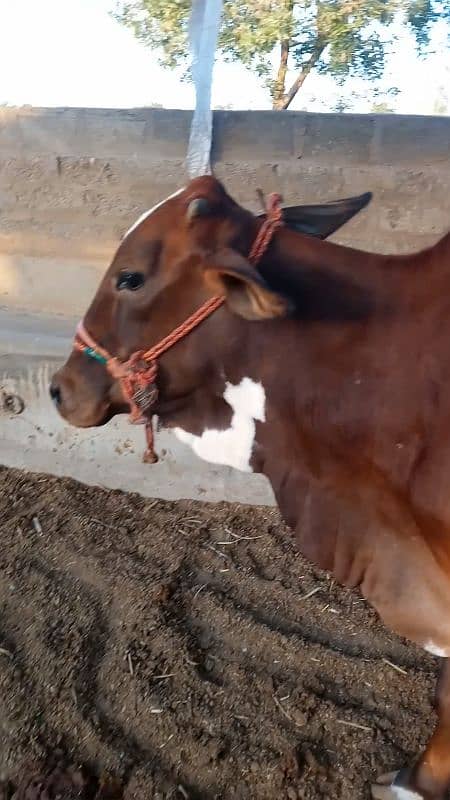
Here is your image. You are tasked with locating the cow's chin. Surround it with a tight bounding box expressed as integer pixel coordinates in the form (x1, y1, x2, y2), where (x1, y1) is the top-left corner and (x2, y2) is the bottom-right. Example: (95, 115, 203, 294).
(57, 400, 129, 429)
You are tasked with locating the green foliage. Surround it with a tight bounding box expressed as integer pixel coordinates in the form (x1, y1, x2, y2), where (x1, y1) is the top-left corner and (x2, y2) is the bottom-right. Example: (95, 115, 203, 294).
(113, 0, 450, 108)
(371, 100, 396, 112)
(433, 93, 449, 114)
(113, 0, 192, 68)
(431, 70, 450, 115)
(406, 0, 450, 50)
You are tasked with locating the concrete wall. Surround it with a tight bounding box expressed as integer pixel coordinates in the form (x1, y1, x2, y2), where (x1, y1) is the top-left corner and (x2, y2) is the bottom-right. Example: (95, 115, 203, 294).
(1, 107, 449, 504)
(1, 106, 450, 316)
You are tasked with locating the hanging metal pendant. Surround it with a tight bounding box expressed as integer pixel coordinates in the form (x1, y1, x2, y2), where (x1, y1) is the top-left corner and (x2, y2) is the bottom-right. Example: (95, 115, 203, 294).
(132, 383, 158, 415)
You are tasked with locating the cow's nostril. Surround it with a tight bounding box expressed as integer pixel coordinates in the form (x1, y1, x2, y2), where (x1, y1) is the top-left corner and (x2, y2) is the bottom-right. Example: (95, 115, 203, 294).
(49, 382, 62, 406)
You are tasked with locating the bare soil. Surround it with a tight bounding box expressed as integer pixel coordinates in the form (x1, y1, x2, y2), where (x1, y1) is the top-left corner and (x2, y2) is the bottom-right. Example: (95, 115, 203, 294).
(0, 466, 438, 799)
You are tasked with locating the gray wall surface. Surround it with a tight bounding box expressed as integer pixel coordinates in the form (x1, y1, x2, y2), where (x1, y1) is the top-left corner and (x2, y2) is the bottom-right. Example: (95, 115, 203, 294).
(1, 106, 449, 316)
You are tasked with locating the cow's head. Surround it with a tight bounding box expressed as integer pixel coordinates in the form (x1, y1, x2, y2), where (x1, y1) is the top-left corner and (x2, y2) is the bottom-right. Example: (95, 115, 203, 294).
(50, 176, 290, 427)
(50, 176, 371, 429)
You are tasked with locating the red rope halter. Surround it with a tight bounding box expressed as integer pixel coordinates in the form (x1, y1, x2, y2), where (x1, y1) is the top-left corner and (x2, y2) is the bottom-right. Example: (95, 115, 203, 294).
(73, 192, 283, 463)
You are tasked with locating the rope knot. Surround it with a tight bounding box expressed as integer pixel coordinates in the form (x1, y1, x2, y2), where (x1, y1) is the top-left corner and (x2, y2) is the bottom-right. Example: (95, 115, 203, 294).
(120, 357, 158, 424)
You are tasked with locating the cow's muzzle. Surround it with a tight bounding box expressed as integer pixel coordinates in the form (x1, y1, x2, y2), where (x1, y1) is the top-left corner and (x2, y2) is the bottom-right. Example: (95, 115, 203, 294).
(50, 358, 128, 428)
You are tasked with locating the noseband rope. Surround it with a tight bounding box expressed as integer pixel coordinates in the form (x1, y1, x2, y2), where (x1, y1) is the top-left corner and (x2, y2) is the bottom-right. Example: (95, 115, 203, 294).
(73, 192, 283, 463)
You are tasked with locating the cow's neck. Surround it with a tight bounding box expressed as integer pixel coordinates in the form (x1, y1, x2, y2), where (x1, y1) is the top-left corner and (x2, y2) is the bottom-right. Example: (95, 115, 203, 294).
(266, 224, 450, 273)
(259, 226, 450, 316)
(162, 226, 450, 587)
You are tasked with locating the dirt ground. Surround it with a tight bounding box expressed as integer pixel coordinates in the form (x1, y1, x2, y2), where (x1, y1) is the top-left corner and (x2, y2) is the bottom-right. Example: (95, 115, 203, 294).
(0, 466, 439, 799)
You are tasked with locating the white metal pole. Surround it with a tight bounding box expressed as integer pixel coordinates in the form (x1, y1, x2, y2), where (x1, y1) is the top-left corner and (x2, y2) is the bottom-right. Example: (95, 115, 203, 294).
(186, 0, 223, 177)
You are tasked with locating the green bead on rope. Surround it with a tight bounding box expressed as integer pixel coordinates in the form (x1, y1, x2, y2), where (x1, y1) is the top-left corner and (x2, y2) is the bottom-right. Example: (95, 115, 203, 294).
(84, 346, 108, 365)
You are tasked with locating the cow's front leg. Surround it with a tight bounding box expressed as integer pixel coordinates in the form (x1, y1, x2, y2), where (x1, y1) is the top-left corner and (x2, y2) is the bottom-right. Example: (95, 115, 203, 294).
(372, 659, 450, 800)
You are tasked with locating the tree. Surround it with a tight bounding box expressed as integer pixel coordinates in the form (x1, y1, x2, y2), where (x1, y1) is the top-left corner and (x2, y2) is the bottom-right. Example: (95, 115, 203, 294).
(371, 100, 396, 113)
(114, 0, 450, 110)
(432, 90, 449, 115)
(431, 68, 449, 115)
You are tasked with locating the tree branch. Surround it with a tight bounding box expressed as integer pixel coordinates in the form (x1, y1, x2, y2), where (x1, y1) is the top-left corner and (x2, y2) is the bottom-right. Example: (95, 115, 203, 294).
(271, 0, 295, 109)
(272, 38, 290, 108)
(273, 41, 326, 110)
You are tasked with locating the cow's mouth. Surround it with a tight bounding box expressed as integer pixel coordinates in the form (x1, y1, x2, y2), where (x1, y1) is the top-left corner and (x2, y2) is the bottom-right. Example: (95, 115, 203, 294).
(50, 376, 130, 429)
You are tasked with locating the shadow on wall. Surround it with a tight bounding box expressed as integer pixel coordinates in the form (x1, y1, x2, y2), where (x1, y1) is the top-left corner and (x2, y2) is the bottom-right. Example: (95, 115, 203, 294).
(0, 254, 19, 301)
(0, 253, 106, 317)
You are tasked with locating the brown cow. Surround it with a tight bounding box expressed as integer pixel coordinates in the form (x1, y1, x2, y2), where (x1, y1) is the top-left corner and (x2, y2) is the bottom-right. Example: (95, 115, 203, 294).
(51, 176, 450, 799)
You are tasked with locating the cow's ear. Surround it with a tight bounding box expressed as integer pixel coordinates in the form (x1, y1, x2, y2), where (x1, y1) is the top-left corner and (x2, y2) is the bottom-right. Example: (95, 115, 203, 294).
(204, 248, 288, 321)
(256, 192, 372, 239)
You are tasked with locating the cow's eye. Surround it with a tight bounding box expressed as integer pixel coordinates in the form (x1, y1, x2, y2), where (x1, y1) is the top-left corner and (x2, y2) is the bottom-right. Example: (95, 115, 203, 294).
(116, 271, 145, 291)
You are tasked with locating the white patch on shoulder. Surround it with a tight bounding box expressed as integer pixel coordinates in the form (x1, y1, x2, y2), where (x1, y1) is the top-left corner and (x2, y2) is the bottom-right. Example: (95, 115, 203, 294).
(173, 377, 266, 472)
(123, 188, 185, 239)
(424, 641, 449, 657)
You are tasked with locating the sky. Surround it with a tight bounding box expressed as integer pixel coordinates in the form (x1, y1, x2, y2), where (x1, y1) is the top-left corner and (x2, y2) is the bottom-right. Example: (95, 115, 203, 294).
(0, 0, 449, 113)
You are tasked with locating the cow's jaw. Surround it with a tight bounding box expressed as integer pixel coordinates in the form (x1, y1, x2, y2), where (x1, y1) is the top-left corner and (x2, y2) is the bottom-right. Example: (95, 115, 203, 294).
(172, 377, 266, 472)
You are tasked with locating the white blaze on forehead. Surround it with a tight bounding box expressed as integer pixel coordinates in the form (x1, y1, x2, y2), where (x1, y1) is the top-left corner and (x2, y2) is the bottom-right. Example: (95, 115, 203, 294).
(123, 188, 185, 239)
(173, 377, 266, 472)
(424, 641, 449, 657)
